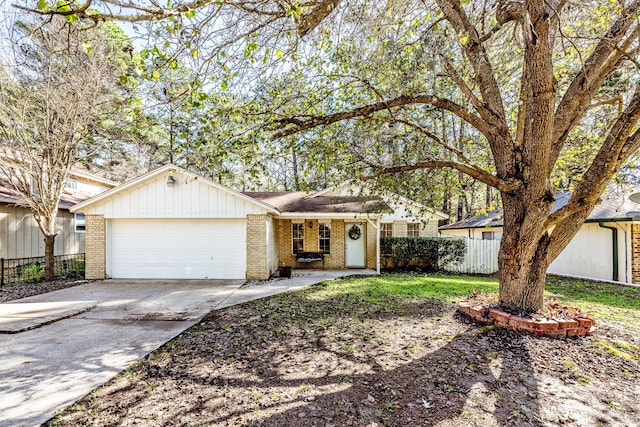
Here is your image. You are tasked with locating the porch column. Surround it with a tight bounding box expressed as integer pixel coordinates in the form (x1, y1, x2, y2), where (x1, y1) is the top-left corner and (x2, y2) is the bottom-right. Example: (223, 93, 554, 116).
(366, 218, 381, 274)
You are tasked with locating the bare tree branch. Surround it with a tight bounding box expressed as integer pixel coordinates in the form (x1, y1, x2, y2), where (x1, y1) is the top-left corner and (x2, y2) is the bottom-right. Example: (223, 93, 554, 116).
(272, 94, 494, 141)
(361, 158, 519, 193)
(0, 15, 129, 279)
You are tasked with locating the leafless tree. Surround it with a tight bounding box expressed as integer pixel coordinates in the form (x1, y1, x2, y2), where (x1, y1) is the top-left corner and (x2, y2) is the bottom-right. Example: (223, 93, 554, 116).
(0, 15, 127, 279)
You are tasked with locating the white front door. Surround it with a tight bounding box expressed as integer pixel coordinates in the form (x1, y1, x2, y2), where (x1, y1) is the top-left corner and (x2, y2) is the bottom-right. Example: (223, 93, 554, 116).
(345, 223, 366, 268)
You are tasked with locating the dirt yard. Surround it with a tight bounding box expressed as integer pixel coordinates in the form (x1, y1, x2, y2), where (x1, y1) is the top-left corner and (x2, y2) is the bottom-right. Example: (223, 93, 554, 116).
(47, 277, 639, 426)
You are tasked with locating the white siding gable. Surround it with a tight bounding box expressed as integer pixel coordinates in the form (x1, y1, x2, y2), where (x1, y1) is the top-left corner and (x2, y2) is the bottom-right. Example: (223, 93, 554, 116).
(74, 179, 109, 196)
(81, 170, 269, 219)
(381, 198, 426, 222)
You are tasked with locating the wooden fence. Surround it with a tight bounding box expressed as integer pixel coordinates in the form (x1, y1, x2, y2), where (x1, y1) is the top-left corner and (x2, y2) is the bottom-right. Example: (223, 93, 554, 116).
(441, 238, 500, 274)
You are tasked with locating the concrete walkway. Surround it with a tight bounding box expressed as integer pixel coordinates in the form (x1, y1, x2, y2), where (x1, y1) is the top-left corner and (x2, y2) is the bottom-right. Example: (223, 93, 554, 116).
(0, 269, 374, 427)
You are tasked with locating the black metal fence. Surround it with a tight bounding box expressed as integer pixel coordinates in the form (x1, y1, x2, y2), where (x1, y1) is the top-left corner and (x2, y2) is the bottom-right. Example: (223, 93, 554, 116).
(0, 253, 85, 287)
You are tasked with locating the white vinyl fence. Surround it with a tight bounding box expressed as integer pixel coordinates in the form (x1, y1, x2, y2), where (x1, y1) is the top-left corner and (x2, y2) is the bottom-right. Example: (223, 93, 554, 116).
(442, 238, 500, 274)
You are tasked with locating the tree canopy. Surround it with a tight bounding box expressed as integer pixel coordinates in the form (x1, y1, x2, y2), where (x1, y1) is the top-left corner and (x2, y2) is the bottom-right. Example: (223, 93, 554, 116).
(14, 0, 640, 311)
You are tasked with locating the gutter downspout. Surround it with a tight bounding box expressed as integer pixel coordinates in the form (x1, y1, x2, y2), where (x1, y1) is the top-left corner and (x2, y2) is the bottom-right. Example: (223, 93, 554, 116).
(599, 222, 618, 281)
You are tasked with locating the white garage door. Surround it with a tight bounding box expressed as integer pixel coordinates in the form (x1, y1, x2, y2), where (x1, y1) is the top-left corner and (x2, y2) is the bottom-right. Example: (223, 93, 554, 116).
(108, 219, 246, 279)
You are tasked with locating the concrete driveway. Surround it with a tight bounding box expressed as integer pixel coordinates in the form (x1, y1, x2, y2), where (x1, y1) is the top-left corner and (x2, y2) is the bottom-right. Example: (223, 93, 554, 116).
(0, 270, 375, 427)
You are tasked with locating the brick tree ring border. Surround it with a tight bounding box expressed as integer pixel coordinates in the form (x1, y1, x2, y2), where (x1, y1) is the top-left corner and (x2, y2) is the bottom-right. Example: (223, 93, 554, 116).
(458, 300, 596, 338)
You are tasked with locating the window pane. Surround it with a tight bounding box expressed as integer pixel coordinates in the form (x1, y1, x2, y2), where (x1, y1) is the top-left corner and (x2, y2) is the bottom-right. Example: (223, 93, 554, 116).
(292, 223, 304, 238)
(66, 178, 78, 190)
(292, 223, 304, 254)
(408, 223, 420, 237)
(482, 231, 494, 240)
(319, 224, 330, 254)
(74, 213, 86, 233)
(381, 223, 392, 238)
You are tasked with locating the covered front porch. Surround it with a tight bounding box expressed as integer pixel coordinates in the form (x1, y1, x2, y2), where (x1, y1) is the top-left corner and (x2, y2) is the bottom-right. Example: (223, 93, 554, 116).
(274, 217, 382, 274)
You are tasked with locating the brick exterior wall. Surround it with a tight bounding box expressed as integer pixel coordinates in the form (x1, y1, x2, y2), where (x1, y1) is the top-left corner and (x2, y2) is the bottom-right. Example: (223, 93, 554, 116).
(392, 220, 408, 237)
(246, 214, 269, 280)
(420, 220, 439, 237)
(275, 218, 347, 269)
(276, 219, 294, 267)
(271, 218, 382, 270)
(632, 224, 640, 284)
(327, 219, 345, 268)
(85, 214, 106, 279)
(304, 219, 319, 252)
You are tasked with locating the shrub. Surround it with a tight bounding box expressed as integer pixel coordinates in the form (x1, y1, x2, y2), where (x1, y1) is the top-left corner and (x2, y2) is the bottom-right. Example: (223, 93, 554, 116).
(380, 237, 466, 272)
(23, 263, 44, 283)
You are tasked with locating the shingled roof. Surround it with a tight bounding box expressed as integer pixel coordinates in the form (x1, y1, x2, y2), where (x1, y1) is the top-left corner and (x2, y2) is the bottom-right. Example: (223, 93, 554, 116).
(0, 182, 95, 210)
(440, 188, 640, 230)
(0, 168, 116, 210)
(243, 191, 392, 214)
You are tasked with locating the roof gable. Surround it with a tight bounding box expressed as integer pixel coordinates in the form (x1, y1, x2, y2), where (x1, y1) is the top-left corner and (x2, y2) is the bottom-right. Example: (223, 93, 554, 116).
(71, 165, 278, 218)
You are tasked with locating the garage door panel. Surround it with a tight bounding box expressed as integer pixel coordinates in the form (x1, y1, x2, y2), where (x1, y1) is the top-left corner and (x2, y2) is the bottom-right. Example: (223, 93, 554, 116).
(109, 219, 246, 279)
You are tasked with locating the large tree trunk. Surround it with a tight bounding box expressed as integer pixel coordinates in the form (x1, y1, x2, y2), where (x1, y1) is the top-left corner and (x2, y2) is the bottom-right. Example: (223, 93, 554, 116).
(497, 191, 554, 312)
(44, 234, 56, 281)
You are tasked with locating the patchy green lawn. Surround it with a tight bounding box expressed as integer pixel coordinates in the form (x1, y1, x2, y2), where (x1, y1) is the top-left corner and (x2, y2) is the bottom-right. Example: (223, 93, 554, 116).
(545, 275, 640, 327)
(48, 273, 640, 427)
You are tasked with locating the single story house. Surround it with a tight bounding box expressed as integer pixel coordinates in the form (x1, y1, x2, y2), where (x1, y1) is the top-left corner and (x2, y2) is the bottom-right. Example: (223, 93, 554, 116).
(0, 169, 117, 259)
(71, 165, 446, 281)
(439, 189, 640, 285)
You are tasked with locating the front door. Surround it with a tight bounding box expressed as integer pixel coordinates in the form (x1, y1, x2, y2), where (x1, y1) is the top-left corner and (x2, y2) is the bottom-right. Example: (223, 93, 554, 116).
(345, 223, 366, 268)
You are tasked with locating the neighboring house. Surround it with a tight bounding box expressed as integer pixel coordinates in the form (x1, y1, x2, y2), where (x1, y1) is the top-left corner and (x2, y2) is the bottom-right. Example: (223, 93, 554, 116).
(0, 170, 117, 259)
(439, 189, 640, 285)
(309, 181, 449, 238)
(71, 165, 445, 281)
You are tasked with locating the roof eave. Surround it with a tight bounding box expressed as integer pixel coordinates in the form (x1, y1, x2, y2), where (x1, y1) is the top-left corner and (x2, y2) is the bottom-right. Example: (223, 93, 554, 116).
(439, 223, 504, 230)
(277, 212, 386, 219)
(440, 216, 640, 230)
(584, 217, 640, 223)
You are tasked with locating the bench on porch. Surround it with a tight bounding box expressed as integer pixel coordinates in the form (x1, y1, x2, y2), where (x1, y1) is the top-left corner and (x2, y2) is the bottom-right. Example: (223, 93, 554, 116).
(295, 251, 325, 267)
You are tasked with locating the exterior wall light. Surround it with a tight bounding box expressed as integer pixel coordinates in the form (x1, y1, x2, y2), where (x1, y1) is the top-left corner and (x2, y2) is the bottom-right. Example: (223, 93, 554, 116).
(167, 175, 176, 186)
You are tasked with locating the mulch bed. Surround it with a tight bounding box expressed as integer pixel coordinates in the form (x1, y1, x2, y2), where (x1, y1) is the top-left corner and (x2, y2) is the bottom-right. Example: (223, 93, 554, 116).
(46, 283, 640, 427)
(0, 279, 90, 303)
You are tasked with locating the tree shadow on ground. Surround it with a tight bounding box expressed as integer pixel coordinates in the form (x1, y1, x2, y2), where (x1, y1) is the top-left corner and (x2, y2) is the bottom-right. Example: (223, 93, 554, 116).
(172, 291, 541, 426)
(49, 284, 545, 427)
(195, 314, 542, 426)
